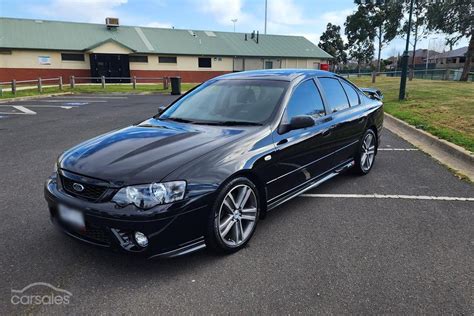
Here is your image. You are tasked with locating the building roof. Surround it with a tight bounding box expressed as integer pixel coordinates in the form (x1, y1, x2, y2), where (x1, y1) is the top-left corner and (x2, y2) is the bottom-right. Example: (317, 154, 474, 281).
(432, 46, 467, 59)
(0, 17, 333, 59)
(408, 49, 440, 58)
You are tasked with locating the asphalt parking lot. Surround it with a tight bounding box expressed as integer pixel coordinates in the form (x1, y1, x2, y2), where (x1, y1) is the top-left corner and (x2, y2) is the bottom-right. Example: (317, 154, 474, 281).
(1, 94, 473, 314)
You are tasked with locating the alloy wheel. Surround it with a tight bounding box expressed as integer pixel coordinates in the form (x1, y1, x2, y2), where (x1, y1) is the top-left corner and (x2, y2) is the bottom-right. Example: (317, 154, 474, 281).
(361, 132, 375, 172)
(218, 184, 257, 247)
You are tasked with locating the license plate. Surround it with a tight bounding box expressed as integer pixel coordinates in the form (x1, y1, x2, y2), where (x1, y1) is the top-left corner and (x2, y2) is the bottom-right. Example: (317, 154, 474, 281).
(58, 205, 85, 230)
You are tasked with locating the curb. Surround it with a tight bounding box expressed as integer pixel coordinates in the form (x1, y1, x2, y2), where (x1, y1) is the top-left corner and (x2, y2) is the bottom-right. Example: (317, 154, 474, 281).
(0, 92, 73, 103)
(384, 113, 474, 181)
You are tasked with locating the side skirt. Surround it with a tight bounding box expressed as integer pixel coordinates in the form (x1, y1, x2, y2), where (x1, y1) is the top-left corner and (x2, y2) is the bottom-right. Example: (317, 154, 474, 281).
(267, 159, 355, 211)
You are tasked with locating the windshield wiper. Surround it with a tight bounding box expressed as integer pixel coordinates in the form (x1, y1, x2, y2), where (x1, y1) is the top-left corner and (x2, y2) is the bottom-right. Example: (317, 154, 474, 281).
(161, 117, 195, 124)
(195, 120, 262, 126)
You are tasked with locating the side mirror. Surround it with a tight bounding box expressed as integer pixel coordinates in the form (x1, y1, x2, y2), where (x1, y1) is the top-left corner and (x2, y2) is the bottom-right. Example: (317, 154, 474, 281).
(279, 115, 315, 134)
(157, 105, 167, 114)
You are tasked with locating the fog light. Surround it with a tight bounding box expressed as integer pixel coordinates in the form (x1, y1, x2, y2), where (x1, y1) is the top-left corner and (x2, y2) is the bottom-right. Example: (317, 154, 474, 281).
(134, 231, 148, 247)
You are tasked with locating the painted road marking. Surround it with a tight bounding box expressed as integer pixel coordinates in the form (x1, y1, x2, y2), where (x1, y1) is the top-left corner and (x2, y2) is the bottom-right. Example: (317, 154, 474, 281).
(0, 105, 77, 109)
(300, 193, 474, 202)
(0, 106, 38, 115)
(53, 96, 128, 99)
(379, 148, 418, 151)
(40, 100, 107, 103)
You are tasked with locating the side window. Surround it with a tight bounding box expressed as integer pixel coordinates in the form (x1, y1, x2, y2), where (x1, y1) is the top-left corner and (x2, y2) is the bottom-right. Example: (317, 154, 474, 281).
(340, 80, 360, 106)
(284, 80, 325, 123)
(318, 78, 350, 113)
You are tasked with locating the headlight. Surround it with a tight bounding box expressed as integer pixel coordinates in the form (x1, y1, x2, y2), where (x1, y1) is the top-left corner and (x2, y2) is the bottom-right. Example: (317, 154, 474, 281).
(112, 181, 186, 209)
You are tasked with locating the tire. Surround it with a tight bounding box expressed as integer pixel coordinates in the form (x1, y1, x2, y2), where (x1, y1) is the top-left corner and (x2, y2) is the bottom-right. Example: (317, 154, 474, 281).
(354, 129, 377, 175)
(205, 177, 260, 254)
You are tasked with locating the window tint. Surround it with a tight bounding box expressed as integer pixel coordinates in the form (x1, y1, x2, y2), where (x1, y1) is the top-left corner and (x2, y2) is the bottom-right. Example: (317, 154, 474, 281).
(61, 53, 85, 61)
(129, 55, 148, 63)
(198, 57, 212, 68)
(159, 56, 177, 63)
(319, 78, 350, 113)
(284, 80, 325, 122)
(340, 80, 360, 106)
(161, 80, 288, 124)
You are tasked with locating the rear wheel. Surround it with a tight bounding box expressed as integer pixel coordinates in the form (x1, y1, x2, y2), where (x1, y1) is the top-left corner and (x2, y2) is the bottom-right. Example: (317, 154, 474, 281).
(354, 129, 377, 175)
(205, 177, 259, 254)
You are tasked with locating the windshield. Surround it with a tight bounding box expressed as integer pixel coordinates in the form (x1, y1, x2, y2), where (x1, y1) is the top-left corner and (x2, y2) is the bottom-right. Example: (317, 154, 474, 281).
(159, 79, 288, 125)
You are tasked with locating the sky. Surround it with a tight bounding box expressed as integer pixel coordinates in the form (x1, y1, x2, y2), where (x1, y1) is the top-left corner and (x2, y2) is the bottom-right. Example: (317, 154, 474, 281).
(0, 0, 468, 58)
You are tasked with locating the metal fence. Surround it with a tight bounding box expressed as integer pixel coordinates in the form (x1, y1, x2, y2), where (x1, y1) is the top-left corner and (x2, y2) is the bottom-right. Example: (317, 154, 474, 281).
(0, 76, 170, 95)
(338, 68, 474, 82)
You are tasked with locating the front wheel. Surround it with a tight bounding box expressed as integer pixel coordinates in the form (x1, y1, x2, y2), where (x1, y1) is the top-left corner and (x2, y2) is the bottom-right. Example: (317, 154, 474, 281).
(205, 177, 260, 254)
(354, 129, 377, 175)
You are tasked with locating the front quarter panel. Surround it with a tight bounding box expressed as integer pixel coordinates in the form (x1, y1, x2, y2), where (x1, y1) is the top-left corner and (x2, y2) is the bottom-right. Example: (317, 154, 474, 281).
(163, 126, 276, 200)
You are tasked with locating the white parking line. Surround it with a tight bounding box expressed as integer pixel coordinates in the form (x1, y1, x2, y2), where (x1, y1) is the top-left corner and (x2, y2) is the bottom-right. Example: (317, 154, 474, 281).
(1, 106, 38, 115)
(55, 96, 128, 99)
(300, 193, 474, 202)
(378, 148, 418, 151)
(40, 100, 107, 103)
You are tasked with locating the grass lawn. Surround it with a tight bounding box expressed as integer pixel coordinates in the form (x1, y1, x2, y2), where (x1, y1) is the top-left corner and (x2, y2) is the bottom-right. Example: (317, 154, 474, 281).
(0, 83, 198, 99)
(348, 76, 474, 153)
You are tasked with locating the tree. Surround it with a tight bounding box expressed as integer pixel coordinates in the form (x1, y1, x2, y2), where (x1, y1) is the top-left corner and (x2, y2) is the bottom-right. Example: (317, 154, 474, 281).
(346, 1, 403, 72)
(318, 23, 348, 67)
(426, 0, 473, 81)
(345, 5, 375, 72)
(399, 0, 431, 68)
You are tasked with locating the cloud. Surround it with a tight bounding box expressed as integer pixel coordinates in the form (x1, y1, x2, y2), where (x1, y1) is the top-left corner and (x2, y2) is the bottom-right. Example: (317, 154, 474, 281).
(144, 21, 173, 28)
(321, 9, 354, 27)
(268, 0, 306, 25)
(31, 0, 128, 23)
(198, 0, 252, 26)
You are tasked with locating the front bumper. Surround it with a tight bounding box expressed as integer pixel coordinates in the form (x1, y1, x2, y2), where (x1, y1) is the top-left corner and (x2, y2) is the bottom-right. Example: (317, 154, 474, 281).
(44, 175, 212, 258)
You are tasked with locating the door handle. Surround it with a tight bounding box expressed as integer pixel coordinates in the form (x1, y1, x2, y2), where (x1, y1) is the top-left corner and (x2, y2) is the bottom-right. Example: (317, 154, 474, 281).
(322, 128, 333, 137)
(277, 139, 288, 146)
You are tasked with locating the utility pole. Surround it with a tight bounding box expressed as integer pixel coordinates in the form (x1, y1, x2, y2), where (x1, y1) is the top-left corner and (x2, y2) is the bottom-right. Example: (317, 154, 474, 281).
(231, 18, 238, 32)
(399, 0, 414, 100)
(264, 0, 268, 34)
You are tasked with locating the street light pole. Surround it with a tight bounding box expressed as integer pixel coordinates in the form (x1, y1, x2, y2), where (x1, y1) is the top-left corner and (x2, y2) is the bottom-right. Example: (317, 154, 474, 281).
(264, 0, 268, 34)
(399, 0, 414, 100)
(231, 19, 238, 32)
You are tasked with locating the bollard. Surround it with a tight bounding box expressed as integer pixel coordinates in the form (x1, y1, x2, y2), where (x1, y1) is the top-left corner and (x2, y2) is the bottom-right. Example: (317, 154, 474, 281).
(59, 76, 63, 91)
(371, 71, 376, 83)
(101, 76, 106, 89)
(132, 76, 137, 89)
(163, 77, 169, 90)
(170, 77, 181, 95)
(408, 69, 414, 81)
(70, 76, 75, 89)
(12, 79, 16, 95)
(38, 77, 43, 93)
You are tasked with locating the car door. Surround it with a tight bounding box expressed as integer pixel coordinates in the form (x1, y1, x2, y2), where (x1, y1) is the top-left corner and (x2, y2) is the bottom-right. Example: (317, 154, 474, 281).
(266, 79, 335, 201)
(316, 77, 361, 168)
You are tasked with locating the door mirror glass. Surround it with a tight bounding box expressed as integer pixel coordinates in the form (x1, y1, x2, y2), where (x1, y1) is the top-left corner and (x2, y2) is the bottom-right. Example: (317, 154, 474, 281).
(279, 115, 315, 133)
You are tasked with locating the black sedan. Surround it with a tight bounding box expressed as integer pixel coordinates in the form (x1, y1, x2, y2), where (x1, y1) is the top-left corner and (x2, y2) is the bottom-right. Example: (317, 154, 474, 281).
(44, 69, 383, 258)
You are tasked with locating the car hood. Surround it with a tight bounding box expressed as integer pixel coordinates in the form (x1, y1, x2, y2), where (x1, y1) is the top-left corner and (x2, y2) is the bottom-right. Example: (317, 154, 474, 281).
(59, 118, 254, 185)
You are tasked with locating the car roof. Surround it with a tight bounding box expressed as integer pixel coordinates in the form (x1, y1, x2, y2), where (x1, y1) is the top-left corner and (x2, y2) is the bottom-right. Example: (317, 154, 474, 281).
(214, 69, 337, 82)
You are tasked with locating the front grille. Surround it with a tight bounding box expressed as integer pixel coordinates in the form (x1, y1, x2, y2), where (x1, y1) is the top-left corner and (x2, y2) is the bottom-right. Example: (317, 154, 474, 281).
(60, 175, 108, 202)
(81, 223, 111, 245)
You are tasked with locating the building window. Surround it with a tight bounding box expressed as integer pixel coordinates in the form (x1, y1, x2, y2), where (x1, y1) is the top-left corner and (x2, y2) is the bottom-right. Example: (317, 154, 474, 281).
(0, 49, 12, 55)
(61, 53, 85, 61)
(159, 56, 177, 63)
(129, 55, 148, 63)
(198, 57, 212, 68)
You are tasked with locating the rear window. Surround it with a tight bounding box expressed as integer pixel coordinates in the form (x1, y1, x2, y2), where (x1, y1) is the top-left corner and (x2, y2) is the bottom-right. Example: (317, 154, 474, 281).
(318, 78, 350, 113)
